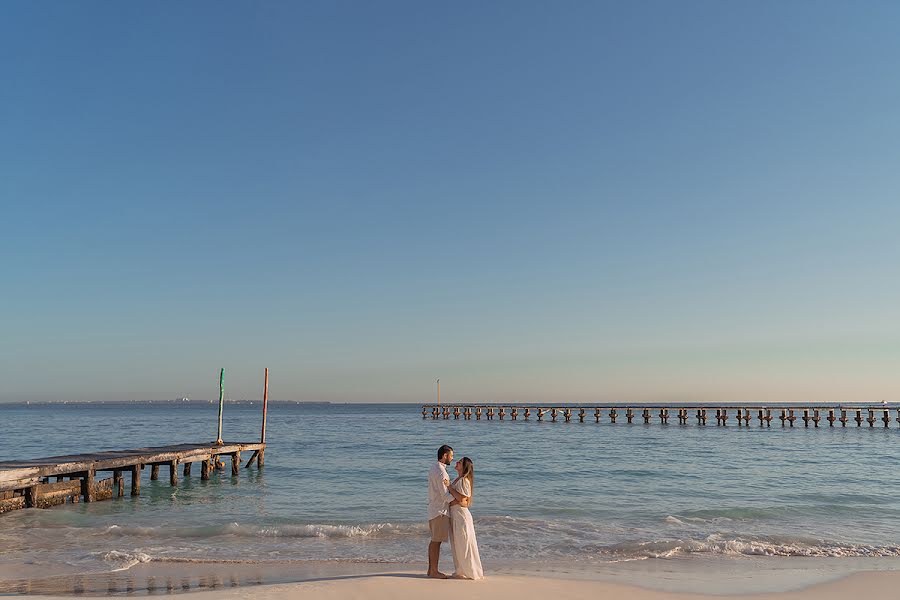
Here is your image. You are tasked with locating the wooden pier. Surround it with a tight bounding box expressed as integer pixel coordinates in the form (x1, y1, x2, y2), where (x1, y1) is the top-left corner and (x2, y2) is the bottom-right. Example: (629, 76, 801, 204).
(0, 441, 266, 514)
(421, 403, 900, 429)
(0, 368, 273, 515)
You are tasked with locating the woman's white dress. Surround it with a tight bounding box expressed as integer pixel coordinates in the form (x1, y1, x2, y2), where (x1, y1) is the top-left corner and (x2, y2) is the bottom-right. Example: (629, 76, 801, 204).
(449, 477, 484, 580)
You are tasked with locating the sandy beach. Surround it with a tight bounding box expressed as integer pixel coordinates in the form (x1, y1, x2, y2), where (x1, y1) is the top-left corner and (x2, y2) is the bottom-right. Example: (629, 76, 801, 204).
(23, 570, 900, 600)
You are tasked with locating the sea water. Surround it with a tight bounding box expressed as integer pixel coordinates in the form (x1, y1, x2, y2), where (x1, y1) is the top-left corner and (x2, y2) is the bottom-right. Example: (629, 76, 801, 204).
(1, 402, 899, 594)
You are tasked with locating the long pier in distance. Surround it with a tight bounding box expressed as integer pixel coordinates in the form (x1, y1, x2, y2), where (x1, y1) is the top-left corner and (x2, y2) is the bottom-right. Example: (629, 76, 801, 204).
(422, 403, 900, 428)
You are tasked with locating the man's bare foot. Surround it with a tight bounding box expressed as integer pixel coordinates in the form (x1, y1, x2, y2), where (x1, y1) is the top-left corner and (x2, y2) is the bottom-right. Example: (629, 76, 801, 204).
(427, 571, 449, 579)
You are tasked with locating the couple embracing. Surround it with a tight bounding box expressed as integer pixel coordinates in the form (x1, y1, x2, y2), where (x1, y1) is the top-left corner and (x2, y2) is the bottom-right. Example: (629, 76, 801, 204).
(427, 444, 484, 580)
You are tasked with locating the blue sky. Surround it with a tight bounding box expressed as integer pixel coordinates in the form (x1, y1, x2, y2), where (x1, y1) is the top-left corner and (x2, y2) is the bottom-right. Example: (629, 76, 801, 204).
(1, 1, 899, 403)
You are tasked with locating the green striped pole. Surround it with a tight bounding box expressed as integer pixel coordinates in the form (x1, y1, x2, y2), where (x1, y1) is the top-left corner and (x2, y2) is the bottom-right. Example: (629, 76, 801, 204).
(215, 368, 224, 445)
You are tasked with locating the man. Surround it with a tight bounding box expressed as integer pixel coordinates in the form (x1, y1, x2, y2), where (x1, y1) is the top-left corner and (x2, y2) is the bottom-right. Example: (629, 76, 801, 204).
(427, 444, 454, 578)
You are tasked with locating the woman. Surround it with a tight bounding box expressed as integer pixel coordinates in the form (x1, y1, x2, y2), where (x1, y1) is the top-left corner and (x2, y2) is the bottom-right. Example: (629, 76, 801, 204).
(446, 457, 484, 580)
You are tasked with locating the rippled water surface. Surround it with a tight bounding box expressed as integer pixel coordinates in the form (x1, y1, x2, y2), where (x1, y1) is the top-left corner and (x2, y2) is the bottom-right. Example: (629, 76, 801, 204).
(2, 402, 900, 592)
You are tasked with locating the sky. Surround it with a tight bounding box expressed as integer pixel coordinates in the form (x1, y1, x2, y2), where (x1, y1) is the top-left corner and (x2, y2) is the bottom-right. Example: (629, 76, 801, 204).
(1, 1, 899, 404)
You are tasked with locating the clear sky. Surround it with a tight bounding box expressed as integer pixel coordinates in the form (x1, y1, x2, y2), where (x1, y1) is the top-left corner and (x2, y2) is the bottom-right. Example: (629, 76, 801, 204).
(1, 1, 899, 404)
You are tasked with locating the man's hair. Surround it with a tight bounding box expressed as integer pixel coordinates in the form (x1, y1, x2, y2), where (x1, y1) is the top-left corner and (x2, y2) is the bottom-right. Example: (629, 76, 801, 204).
(437, 445, 453, 460)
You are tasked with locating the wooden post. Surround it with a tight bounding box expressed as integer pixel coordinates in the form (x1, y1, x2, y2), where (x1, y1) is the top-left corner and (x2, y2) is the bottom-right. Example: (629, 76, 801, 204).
(201, 459, 210, 481)
(25, 486, 36, 508)
(150, 465, 160, 480)
(257, 449, 265, 468)
(169, 460, 178, 486)
(609, 408, 617, 423)
(114, 470, 124, 497)
(215, 368, 225, 445)
(883, 409, 891, 427)
(231, 452, 240, 476)
(183, 462, 192, 476)
(81, 468, 95, 503)
(245, 450, 259, 468)
(131, 465, 141, 496)
(261, 367, 269, 443)
(594, 408, 601, 423)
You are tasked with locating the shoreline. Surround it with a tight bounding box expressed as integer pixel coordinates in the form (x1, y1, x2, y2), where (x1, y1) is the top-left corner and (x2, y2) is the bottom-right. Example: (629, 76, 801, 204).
(3, 556, 900, 597)
(8, 569, 900, 600)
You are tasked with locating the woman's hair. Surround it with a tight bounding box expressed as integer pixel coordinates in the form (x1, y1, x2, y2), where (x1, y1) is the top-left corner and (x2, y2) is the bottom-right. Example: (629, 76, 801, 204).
(452, 457, 474, 497)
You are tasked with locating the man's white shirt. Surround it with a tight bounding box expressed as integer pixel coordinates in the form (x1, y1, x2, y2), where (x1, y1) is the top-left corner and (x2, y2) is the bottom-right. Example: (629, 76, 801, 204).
(428, 461, 453, 520)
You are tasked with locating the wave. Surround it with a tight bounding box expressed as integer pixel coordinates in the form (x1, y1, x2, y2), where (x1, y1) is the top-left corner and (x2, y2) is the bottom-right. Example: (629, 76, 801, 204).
(586, 534, 900, 559)
(102, 522, 425, 540)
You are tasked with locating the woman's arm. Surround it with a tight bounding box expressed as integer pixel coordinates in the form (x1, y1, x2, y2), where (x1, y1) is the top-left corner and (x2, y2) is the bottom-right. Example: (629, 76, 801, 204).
(447, 481, 471, 506)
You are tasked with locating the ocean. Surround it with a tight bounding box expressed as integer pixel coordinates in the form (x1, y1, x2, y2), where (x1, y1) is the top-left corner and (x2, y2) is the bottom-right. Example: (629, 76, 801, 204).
(1, 401, 899, 594)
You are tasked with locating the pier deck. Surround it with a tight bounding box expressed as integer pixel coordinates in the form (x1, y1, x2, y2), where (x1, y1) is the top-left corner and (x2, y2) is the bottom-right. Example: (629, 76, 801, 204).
(0, 441, 266, 513)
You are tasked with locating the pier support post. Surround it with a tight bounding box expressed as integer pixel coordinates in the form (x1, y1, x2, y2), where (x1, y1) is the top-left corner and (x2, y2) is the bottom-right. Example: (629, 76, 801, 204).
(827, 410, 835, 426)
(524, 408, 531, 420)
(813, 410, 820, 427)
(579, 408, 585, 423)
(114, 470, 124, 497)
(780, 409, 786, 427)
(594, 408, 601, 423)
(551, 408, 558, 422)
(537, 409, 544, 421)
(697, 409, 704, 425)
(169, 460, 178, 486)
(564, 409, 572, 423)
(855, 410, 863, 427)
(610, 408, 617, 423)
(867, 410, 876, 427)
(201, 459, 210, 481)
(422, 407, 428, 419)
(258, 450, 265, 468)
(787, 409, 795, 427)
(840, 409, 848, 427)
(499, 407, 505, 420)
(81, 468, 95, 503)
(802, 410, 810, 427)
(883, 410, 891, 427)
(512, 408, 518, 420)
(232, 452, 240, 476)
(131, 465, 141, 496)
(454, 406, 460, 420)
(625, 408, 632, 423)
(183, 462, 191, 476)
(25, 486, 36, 508)
(643, 409, 650, 424)
(150, 465, 160, 481)
(758, 409, 765, 426)
(476, 407, 482, 420)
(432, 407, 439, 420)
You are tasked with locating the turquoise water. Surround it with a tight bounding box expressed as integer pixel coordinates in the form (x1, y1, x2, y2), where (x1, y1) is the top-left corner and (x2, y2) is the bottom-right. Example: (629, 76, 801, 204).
(1, 402, 900, 592)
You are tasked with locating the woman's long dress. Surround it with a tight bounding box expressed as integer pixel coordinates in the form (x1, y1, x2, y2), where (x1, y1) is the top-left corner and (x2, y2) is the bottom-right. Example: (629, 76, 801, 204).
(449, 478, 484, 580)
